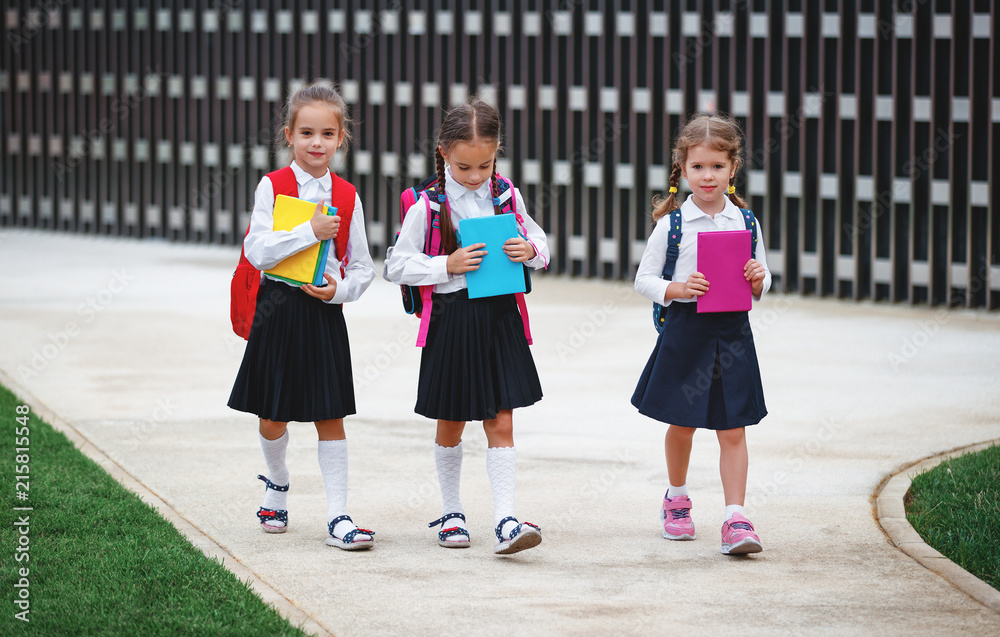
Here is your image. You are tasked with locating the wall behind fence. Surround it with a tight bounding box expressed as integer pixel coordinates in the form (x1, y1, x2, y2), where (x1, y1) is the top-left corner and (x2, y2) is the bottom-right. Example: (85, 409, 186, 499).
(2, 1, 997, 308)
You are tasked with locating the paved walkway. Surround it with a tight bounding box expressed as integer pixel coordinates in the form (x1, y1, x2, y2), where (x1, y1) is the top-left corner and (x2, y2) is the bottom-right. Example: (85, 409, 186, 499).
(2, 229, 999, 636)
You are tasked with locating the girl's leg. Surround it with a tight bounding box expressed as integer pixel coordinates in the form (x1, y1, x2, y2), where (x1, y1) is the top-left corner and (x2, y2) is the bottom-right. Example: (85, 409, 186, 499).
(315, 418, 370, 541)
(484, 410, 519, 538)
(716, 427, 761, 554)
(716, 427, 749, 508)
(661, 425, 697, 540)
(258, 419, 290, 529)
(434, 420, 469, 544)
(665, 424, 697, 494)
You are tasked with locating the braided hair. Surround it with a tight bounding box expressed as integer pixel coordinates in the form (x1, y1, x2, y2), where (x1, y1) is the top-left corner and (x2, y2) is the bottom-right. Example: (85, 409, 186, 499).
(433, 98, 503, 254)
(652, 112, 747, 222)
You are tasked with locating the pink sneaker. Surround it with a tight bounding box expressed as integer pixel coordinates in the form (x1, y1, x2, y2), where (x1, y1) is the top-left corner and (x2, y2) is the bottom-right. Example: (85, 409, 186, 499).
(660, 495, 696, 540)
(721, 513, 762, 555)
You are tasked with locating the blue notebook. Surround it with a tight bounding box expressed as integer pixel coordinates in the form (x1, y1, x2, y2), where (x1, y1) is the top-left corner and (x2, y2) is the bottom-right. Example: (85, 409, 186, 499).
(458, 215, 527, 299)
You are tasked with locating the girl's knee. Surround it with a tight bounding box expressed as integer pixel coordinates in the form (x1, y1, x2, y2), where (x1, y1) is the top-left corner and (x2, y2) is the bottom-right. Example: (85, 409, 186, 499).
(717, 427, 746, 445)
(259, 419, 288, 440)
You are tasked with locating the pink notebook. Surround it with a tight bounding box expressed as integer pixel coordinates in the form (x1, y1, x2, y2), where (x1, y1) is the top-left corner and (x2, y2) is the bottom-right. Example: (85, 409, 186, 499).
(697, 230, 752, 313)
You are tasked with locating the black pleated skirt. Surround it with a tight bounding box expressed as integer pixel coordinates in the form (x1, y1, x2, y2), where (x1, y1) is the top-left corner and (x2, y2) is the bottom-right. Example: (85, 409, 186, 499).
(415, 290, 543, 422)
(228, 279, 356, 422)
(631, 302, 766, 430)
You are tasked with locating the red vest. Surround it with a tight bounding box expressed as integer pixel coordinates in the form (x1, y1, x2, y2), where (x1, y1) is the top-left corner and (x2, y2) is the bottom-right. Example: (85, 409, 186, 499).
(230, 167, 357, 340)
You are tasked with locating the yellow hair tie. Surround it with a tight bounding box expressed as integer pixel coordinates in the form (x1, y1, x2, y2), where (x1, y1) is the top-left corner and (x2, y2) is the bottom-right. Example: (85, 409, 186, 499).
(668, 186, 678, 193)
(727, 185, 736, 195)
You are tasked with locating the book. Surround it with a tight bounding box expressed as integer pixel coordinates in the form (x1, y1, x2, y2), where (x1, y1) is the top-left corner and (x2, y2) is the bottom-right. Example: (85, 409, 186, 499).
(697, 229, 752, 313)
(458, 214, 527, 299)
(264, 194, 337, 286)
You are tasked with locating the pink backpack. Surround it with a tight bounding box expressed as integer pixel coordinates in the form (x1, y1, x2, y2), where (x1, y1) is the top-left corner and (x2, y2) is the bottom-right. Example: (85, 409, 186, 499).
(389, 174, 532, 347)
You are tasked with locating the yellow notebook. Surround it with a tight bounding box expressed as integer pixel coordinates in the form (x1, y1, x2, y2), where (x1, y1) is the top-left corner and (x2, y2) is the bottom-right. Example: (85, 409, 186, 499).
(264, 194, 338, 286)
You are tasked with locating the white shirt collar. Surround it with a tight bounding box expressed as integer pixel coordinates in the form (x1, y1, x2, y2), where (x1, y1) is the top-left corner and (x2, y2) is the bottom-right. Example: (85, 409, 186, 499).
(445, 165, 492, 201)
(289, 161, 332, 192)
(680, 195, 742, 222)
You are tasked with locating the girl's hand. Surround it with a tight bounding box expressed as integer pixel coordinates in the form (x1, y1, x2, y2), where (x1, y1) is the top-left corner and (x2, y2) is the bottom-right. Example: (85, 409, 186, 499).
(310, 201, 340, 241)
(744, 259, 766, 297)
(503, 237, 536, 262)
(683, 272, 709, 298)
(303, 273, 337, 301)
(447, 243, 487, 273)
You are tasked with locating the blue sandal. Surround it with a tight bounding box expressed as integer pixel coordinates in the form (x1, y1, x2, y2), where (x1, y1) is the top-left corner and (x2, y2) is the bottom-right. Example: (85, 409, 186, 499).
(325, 515, 375, 550)
(256, 475, 289, 534)
(493, 516, 541, 555)
(428, 513, 471, 548)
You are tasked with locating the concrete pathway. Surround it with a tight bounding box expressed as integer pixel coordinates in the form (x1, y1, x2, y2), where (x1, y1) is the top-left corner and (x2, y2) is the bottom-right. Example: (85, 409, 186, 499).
(1, 229, 999, 636)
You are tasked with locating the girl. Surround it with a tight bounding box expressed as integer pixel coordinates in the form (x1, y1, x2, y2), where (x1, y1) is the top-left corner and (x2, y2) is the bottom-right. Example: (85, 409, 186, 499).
(228, 79, 377, 550)
(383, 99, 549, 555)
(632, 113, 770, 555)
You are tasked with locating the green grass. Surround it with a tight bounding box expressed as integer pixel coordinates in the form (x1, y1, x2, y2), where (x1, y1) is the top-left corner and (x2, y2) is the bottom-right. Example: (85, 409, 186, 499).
(905, 444, 1000, 591)
(0, 384, 309, 636)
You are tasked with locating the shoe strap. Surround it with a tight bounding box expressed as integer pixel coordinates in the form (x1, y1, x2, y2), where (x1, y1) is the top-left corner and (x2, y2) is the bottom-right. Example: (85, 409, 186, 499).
(439, 527, 469, 541)
(663, 497, 692, 511)
(257, 474, 289, 492)
(257, 508, 288, 524)
(428, 512, 466, 528)
(495, 515, 519, 542)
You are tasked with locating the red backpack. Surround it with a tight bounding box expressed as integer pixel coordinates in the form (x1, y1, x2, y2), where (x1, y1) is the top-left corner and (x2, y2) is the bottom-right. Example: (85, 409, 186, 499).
(388, 174, 533, 347)
(230, 166, 357, 340)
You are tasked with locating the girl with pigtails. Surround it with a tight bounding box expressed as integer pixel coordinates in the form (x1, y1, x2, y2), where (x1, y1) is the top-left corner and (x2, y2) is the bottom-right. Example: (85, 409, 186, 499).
(384, 98, 550, 555)
(632, 113, 771, 555)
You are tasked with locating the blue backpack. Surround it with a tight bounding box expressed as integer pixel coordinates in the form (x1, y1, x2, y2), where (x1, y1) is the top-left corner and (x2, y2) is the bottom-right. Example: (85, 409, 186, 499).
(652, 209, 759, 332)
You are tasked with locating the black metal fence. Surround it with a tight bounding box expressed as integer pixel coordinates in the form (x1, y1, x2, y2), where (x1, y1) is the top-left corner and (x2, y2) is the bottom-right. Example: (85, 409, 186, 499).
(2, 1, 997, 308)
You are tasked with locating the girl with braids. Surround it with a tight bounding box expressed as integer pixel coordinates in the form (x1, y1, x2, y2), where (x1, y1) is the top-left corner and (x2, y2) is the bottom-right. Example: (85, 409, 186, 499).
(632, 113, 771, 555)
(384, 98, 549, 555)
(229, 79, 377, 550)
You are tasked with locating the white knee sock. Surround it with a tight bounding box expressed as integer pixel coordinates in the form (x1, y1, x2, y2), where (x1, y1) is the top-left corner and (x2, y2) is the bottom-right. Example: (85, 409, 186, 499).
(318, 439, 365, 539)
(435, 442, 466, 538)
(259, 431, 290, 520)
(487, 446, 518, 539)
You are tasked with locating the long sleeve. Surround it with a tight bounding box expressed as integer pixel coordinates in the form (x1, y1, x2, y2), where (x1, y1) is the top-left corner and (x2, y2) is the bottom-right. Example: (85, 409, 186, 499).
(512, 188, 550, 270)
(382, 197, 453, 287)
(243, 176, 320, 270)
(634, 216, 673, 305)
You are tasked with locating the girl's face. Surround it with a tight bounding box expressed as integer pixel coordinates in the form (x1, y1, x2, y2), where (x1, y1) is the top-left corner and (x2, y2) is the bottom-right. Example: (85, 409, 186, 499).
(285, 103, 345, 178)
(682, 144, 736, 215)
(439, 140, 498, 192)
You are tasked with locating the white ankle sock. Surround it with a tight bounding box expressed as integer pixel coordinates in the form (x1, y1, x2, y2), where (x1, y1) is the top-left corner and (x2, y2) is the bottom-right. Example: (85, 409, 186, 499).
(724, 504, 745, 521)
(487, 446, 518, 539)
(435, 442, 467, 539)
(666, 483, 689, 499)
(259, 431, 290, 522)
(318, 439, 366, 539)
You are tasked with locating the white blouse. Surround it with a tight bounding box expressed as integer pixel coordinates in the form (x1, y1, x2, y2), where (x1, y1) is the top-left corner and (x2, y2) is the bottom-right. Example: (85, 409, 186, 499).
(383, 167, 550, 294)
(634, 196, 771, 307)
(243, 161, 376, 304)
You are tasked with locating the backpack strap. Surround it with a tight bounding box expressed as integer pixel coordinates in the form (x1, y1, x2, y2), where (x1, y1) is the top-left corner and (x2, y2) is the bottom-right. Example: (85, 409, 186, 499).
(496, 176, 533, 344)
(330, 173, 356, 278)
(415, 191, 443, 347)
(661, 209, 683, 280)
(267, 165, 297, 196)
(741, 209, 758, 260)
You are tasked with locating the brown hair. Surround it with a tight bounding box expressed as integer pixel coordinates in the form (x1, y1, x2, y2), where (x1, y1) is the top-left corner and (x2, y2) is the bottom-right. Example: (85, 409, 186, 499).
(652, 112, 748, 222)
(276, 79, 353, 156)
(434, 98, 503, 254)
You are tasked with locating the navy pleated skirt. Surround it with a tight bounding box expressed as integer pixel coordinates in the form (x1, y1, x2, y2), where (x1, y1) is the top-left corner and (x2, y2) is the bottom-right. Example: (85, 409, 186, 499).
(228, 279, 356, 423)
(631, 302, 766, 430)
(415, 290, 543, 422)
